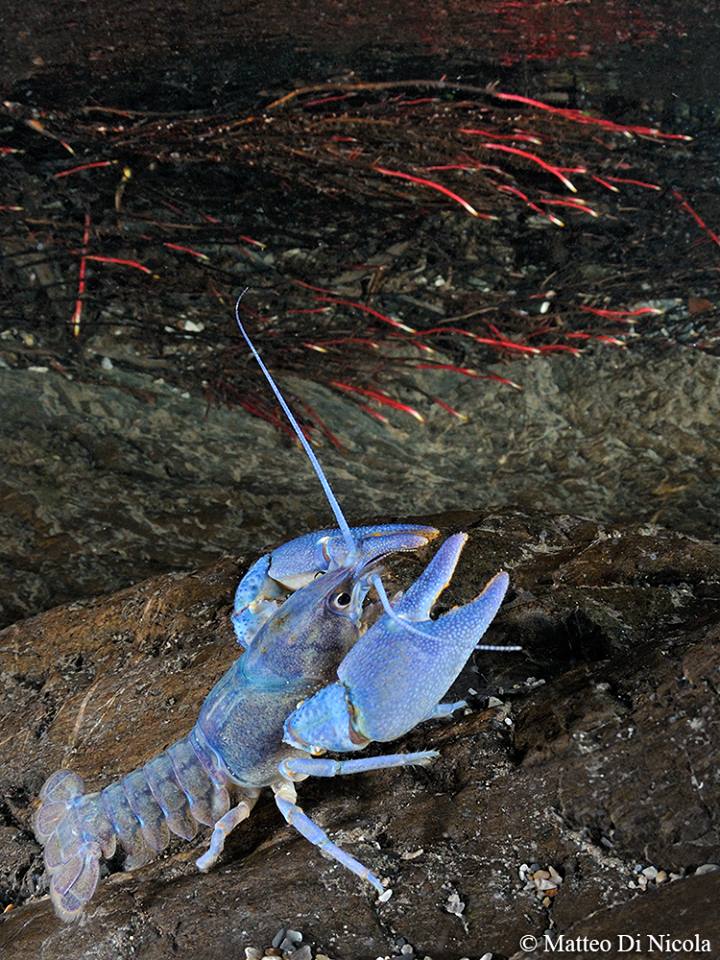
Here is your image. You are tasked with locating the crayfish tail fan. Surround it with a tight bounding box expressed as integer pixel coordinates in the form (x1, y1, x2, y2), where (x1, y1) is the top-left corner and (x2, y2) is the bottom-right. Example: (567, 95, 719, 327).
(34, 770, 111, 921)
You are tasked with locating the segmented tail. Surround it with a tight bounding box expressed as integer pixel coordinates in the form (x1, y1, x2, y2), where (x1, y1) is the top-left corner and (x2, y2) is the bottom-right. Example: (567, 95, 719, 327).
(34, 771, 109, 921)
(34, 730, 231, 921)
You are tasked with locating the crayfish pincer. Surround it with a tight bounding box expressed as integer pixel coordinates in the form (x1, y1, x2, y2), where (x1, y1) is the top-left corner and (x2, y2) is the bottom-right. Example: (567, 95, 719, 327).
(34, 294, 517, 920)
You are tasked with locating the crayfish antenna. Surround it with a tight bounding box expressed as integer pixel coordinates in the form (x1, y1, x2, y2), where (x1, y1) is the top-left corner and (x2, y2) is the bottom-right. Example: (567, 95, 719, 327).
(234, 290, 356, 557)
(234, 292, 518, 655)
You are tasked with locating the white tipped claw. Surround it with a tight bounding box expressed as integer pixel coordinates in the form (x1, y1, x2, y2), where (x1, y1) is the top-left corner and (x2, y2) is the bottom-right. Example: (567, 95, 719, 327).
(336, 542, 510, 744)
(394, 532, 468, 621)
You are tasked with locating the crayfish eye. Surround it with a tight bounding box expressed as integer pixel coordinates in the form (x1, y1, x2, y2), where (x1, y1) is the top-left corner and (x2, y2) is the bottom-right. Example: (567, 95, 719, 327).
(332, 591, 352, 609)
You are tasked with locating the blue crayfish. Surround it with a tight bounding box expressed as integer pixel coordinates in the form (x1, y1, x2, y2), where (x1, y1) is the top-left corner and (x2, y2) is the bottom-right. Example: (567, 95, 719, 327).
(34, 295, 517, 921)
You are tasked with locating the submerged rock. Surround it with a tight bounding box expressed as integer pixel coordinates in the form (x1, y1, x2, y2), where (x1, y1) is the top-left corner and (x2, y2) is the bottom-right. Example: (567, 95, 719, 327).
(0, 511, 718, 958)
(2, 344, 720, 630)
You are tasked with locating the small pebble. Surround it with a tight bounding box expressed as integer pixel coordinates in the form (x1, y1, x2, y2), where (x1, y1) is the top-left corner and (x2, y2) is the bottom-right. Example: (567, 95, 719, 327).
(695, 863, 720, 875)
(445, 891, 465, 916)
(272, 930, 286, 949)
(656, 870, 668, 884)
(378, 888, 393, 903)
(291, 947, 312, 960)
(479, 953, 493, 960)
(401, 848, 425, 860)
(401, 945, 414, 955)
(244, 949, 262, 960)
(642, 866, 658, 880)
(101, 356, 114, 370)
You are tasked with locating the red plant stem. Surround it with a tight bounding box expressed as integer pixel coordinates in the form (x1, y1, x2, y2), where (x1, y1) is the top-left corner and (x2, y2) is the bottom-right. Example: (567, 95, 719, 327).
(539, 198, 598, 217)
(495, 183, 563, 225)
(302, 93, 353, 108)
(579, 306, 661, 319)
(566, 333, 625, 345)
(414, 362, 479, 377)
(604, 175, 661, 191)
(459, 128, 542, 145)
(84, 255, 152, 274)
(164, 242, 209, 260)
(536, 344, 581, 355)
(374, 166, 495, 219)
(431, 396, 467, 419)
(54, 160, 115, 179)
(478, 143, 577, 192)
(238, 234, 265, 247)
(590, 175, 621, 193)
(430, 161, 508, 177)
(330, 381, 425, 422)
(288, 307, 333, 315)
(358, 404, 390, 425)
(70, 213, 91, 337)
(314, 295, 416, 333)
(307, 336, 380, 349)
(411, 326, 541, 354)
(491, 91, 692, 141)
(292, 279, 338, 295)
(484, 374, 523, 390)
(298, 399, 344, 450)
(672, 190, 720, 248)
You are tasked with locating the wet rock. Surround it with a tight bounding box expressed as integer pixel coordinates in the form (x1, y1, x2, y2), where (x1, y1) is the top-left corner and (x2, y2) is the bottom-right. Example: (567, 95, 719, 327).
(3, 345, 720, 630)
(0, 511, 719, 959)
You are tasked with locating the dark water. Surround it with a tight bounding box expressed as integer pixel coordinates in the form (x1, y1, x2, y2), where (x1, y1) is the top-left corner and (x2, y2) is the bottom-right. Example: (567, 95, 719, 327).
(1, 0, 719, 625)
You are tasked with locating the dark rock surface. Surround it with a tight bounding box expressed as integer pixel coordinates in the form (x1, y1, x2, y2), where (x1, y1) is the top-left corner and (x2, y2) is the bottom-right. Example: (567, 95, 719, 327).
(1, 510, 718, 959)
(2, 345, 719, 630)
